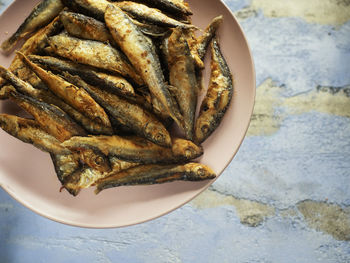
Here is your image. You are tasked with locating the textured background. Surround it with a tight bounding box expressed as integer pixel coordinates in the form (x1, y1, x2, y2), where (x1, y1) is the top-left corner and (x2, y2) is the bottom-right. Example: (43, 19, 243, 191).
(0, 0, 350, 262)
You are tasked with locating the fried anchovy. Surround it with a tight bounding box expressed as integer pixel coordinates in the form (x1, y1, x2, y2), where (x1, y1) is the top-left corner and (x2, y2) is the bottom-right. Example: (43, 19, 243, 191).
(130, 18, 170, 37)
(48, 34, 144, 85)
(61, 0, 110, 21)
(124, 0, 192, 16)
(60, 10, 114, 43)
(62, 135, 203, 164)
(63, 73, 172, 147)
(52, 149, 111, 197)
(114, 2, 193, 28)
(0, 0, 64, 52)
(195, 38, 233, 144)
(60, 6, 169, 39)
(0, 114, 71, 154)
(18, 52, 112, 129)
(28, 55, 135, 98)
(0, 65, 113, 135)
(196, 15, 223, 60)
(59, 156, 139, 194)
(167, 28, 198, 140)
(3, 86, 86, 142)
(50, 153, 80, 190)
(105, 4, 183, 128)
(0, 16, 62, 90)
(95, 162, 215, 194)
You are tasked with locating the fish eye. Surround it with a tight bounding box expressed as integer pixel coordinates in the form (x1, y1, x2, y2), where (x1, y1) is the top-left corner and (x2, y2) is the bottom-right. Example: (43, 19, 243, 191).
(201, 124, 209, 134)
(117, 83, 125, 89)
(95, 156, 104, 166)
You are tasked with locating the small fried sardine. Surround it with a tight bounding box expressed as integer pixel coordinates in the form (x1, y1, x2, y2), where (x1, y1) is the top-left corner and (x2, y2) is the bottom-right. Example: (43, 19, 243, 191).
(28, 55, 135, 98)
(105, 4, 183, 128)
(114, 1, 194, 28)
(60, 10, 114, 43)
(167, 28, 198, 140)
(50, 153, 80, 188)
(130, 18, 170, 37)
(0, 114, 71, 155)
(4, 87, 86, 142)
(18, 52, 112, 129)
(95, 162, 215, 194)
(0, 16, 63, 90)
(61, 0, 109, 21)
(0, 0, 64, 52)
(196, 16, 223, 60)
(194, 38, 233, 144)
(0, 65, 113, 135)
(47, 34, 144, 85)
(132, 0, 192, 16)
(62, 135, 203, 164)
(56, 156, 139, 196)
(63, 73, 171, 147)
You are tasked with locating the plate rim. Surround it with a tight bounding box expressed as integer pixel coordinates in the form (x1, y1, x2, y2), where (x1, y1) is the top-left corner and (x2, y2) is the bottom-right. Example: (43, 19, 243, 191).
(0, 0, 256, 228)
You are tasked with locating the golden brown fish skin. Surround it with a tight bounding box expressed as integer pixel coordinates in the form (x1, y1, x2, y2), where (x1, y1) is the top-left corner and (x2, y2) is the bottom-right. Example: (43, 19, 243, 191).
(17, 52, 112, 129)
(4, 87, 86, 142)
(167, 28, 198, 140)
(194, 37, 233, 144)
(0, 0, 64, 53)
(62, 135, 203, 164)
(0, 16, 63, 90)
(60, 11, 114, 43)
(109, 156, 140, 173)
(0, 65, 39, 96)
(61, 0, 110, 21)
(0, 64, 113, 135)
(0, 114, 71, 155)
(113, 2, 194, 28)
(58, 156, 139, 193)
(196, 15, 223, 60)
(50, 153, 80, 193)
(63, 73, 172, 147)
(183, 28, 205, 70)
(28, 55, 135, 98)
(125, 0, 193, 16)
(105, 4, 184, 128)
(130, 18, 170, 37)
(95, 162, 215, 194)
(47, 34, 144, 85)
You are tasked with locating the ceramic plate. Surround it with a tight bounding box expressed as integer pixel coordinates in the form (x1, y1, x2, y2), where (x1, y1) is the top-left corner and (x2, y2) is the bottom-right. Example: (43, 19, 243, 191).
(0, 0, 255, 228)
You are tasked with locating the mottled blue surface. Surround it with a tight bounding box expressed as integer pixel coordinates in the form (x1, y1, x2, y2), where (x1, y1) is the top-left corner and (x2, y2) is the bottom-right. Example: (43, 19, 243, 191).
(1, 0, 350, 262)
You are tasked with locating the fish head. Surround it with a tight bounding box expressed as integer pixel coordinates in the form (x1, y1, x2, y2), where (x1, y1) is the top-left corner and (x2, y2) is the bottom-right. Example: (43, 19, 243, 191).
(144, 122, 172, 147)
(171, 138, 203, 159)
(184, 163, 216, 180)
(77, 148, 111, 173)
(194, 109, 218, 144)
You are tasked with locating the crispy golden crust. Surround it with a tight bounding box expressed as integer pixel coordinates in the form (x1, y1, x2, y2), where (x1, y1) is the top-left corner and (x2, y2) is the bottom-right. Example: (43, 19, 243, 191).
(95, 162, 215, 194)
(47, 34, 144, 85)
(63, 73, 172, 147)
(18, 52, 112, 129)
(0, 114, 71, 154)
(62, 135, 203, 164)
(167, 28, 198, 140)
(194, 37, 233, 144)
(0, 0, 64, 52)
(105, 4, 184, 128)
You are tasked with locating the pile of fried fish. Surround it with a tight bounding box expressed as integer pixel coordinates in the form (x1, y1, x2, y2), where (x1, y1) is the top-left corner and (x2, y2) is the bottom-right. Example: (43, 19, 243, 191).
(0, 0, 233, 196)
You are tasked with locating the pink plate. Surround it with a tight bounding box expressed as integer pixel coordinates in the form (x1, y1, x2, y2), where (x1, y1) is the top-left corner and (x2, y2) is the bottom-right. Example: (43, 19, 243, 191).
(0, 0, 255, 228)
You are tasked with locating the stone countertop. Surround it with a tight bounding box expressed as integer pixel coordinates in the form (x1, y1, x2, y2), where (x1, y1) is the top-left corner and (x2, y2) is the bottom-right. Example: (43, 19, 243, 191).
(0, 0, 349, 262)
